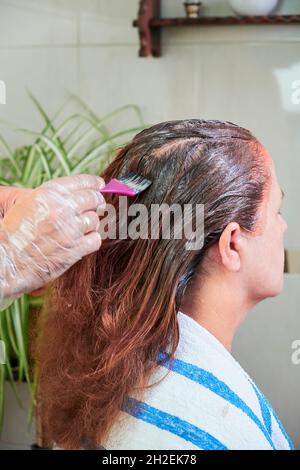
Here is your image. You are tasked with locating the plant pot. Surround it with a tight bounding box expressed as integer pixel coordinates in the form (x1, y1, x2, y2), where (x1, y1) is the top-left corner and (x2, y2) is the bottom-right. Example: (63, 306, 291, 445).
(228, 0, 279, 16)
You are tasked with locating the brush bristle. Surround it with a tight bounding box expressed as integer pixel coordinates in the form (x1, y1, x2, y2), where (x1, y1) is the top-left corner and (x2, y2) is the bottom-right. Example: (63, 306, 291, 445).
(118, 172, 152, 194)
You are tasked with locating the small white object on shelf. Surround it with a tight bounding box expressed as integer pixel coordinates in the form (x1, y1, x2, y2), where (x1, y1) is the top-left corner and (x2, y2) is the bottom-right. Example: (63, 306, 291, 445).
(183, 1, 202, 19)
(228, 0, 279, 16)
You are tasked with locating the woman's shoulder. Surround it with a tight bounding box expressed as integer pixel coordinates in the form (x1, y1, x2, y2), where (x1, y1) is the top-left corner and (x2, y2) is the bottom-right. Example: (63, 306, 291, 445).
(103, 311, 293, 450)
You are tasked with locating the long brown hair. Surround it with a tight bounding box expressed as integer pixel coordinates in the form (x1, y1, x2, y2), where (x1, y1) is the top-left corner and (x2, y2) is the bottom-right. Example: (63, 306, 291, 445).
(35, 119, 271, 449)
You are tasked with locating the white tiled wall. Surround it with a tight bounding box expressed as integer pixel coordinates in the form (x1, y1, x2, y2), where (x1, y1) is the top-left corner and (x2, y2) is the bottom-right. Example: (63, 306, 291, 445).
(0, 0, 299, 449)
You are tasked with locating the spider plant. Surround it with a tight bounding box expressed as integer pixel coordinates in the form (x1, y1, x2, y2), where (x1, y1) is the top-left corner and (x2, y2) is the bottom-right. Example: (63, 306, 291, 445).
(0, 93, 146, 433)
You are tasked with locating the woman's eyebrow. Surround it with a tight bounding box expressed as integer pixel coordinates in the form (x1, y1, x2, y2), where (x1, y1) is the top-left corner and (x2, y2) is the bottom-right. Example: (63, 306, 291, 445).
(281, 188, 285, 201)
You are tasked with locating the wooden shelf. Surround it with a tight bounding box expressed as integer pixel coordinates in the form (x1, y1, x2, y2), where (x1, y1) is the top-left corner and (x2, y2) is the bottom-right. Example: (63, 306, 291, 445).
(148, 15, 300, 28)
(133, 0, 300, 57)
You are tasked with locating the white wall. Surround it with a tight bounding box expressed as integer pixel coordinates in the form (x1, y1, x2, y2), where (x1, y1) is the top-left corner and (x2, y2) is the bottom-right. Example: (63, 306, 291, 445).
(0, 0, 299, 449)
(232, 274, 300, 449)
(0, 383, 35, 450)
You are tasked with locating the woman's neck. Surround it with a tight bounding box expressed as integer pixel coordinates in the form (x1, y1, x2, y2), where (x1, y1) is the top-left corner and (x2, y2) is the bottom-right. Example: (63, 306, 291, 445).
(179, 273, 255, 352)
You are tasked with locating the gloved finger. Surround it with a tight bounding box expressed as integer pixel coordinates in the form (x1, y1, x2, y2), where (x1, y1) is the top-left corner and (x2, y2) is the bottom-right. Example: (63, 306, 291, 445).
(73, 189, 106, 214)
(78, 231, 102, 257)
(77, 211, 100, 234)
(43, 174, 106, 192)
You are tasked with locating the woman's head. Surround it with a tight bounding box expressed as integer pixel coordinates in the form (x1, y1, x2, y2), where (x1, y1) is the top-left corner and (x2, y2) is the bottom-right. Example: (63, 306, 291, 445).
(187, 151, 287, 308)
(35, 119, 285, 449)
(223, 156, 286, 301)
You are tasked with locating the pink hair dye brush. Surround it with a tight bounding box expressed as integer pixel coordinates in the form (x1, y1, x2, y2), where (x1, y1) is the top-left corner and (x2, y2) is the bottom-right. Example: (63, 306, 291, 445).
(100, 172, 152, 197)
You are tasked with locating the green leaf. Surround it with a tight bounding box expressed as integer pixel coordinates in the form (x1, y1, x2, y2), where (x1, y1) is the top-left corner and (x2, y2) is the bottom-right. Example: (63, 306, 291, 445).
(0, 364, 5, 432)
(0, 136, 22, 178)
(22, 145, 37, 186)
(4, 308, 19, 358)
(17, 131, 71, 176)
(33, 144, 53, 181)
(10, 300, 31, 387)
(27, 92, 65, 150)
(0, 177, 11, 186)
(71, 127, 144, 174)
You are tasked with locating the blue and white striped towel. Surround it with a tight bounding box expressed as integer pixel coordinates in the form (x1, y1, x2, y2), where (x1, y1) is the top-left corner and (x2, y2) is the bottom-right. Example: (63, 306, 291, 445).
(103, 310, 294, 450)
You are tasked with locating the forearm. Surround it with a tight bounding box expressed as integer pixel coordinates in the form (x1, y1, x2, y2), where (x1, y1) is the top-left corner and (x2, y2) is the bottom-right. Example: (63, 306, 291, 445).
(0, 187, 25, 308)
(0, 226, 20, 309)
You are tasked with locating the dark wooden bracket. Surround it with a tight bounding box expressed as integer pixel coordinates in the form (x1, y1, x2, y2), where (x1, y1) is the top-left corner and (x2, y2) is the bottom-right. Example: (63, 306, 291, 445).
(132, 0, 161, 58)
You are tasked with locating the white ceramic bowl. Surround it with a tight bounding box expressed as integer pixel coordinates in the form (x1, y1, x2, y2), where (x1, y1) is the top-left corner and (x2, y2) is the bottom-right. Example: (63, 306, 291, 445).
(228, 0, 279, 16)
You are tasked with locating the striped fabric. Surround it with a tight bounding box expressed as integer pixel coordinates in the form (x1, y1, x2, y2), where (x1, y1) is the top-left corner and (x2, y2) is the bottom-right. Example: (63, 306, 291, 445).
(103, 311, 294, 450)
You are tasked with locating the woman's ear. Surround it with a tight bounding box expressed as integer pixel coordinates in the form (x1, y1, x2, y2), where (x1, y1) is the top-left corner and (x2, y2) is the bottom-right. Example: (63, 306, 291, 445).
(218, 222, 242, 272)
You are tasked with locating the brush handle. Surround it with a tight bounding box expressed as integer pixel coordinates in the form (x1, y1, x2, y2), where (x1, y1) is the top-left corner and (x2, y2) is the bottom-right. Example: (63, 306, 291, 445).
(100, 178, 136, 197)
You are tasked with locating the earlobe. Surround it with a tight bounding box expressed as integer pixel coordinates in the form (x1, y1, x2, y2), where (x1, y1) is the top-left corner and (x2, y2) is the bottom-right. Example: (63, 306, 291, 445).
(218, 222, 241, 272)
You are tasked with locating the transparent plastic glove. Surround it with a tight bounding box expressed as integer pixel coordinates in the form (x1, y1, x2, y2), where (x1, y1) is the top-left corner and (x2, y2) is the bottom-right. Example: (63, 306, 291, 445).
(0, 186, 32, 219)
(0, 174, 106, 310)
